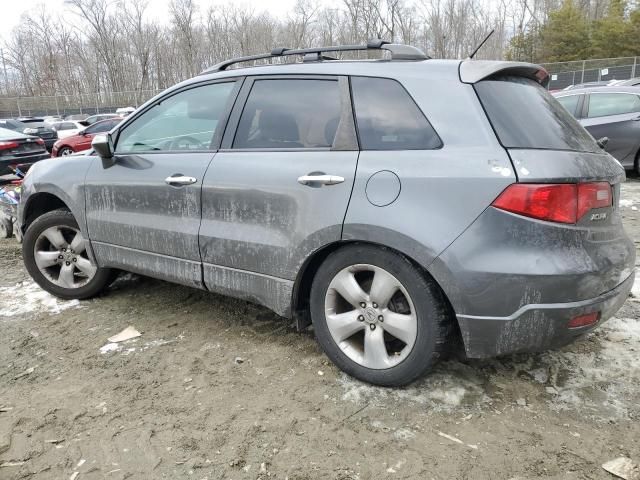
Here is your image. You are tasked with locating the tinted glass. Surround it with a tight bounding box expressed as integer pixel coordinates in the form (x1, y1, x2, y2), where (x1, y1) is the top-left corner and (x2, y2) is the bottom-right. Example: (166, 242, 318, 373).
(233, 79, 341, 149)
(351, 77, 441, 150)
(556, 95, 580, 116)
(117, 82, 236, 152)
(587, 93, 640, 118)
(475, 76, 599, 153)
(86, 119, 118, 134)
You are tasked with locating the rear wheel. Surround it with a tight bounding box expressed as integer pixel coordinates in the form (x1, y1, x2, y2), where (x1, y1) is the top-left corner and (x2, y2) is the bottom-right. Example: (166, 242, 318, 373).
(58, 146, 74, 156)
(310, 244, 451, 387)
(22, 210, 112, 299)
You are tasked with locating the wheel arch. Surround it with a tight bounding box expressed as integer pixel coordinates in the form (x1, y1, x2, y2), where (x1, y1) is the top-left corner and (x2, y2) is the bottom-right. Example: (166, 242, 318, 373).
(291, 240, 461, 348)
(22, 192, 71, 231)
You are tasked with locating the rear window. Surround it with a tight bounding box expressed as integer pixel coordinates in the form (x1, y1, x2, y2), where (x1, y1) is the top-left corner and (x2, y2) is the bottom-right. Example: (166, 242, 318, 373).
(475, 76, 599, 153)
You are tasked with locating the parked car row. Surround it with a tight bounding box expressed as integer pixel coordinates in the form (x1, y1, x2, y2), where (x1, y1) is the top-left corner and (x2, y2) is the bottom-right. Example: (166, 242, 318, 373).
(0, 113, 126, 172)
(553, 85, 640, 171)
(560, 77, 640, 91)
(0, 127, 49, 175)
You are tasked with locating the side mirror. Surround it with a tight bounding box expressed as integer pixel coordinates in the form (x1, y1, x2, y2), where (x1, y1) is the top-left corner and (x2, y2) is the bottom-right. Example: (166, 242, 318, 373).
(92, 134, 114, 162)
(597, 137, 609, 149)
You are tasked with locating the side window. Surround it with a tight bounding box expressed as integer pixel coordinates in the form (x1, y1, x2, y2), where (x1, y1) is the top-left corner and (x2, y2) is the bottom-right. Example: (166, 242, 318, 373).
(233, 79, 341, 149)
(587, 93, 640, 118)
(84, 122, 105, 134)
(87, 120, 116, 134)
(556, 95, 580, 116)
(116, 81, 236, 153)
(351, 77, 442, 150)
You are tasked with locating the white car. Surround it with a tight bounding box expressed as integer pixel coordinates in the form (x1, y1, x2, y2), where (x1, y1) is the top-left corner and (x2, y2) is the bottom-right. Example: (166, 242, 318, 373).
(46, 120, 85, 139)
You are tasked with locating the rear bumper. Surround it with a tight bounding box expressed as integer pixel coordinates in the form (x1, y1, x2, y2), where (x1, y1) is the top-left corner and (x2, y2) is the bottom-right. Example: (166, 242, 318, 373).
(0, 153, 50, 175)
(457, 271, 634, 358)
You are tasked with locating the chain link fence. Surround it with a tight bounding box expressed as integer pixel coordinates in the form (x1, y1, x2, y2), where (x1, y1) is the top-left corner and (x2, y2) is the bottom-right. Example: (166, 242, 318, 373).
(541, 57, 640, 90)
(2, 57, 640, 115)
(0, 89, 163, 118)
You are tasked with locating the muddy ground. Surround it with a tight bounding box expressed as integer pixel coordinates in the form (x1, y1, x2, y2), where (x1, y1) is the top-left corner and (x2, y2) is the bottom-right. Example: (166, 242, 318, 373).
(1, 184, 640, 480)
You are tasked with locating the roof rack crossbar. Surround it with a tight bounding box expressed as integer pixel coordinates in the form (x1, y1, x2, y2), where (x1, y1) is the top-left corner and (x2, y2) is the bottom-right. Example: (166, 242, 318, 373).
(200, 40, 428, 74)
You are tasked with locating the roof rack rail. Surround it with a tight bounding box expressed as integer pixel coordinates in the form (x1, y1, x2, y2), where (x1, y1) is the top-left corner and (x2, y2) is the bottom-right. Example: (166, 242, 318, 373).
(200, 40, 429, 75)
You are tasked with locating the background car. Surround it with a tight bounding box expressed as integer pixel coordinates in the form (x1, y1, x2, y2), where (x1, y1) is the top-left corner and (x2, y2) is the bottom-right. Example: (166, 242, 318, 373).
(82, 113, 120, 126)
(0, 118, 28, 133)
(64, 114, 89, 122)
(562, 81, 611, 91)
(51, 117, 121, 156)
(115, 107, 135, 117)
(554, 86, 640, 171)
(0, 126, 49, 175)
(610, 77, 640, 87)
(46, 120, 85, 139)
(15, 118, 58, 151)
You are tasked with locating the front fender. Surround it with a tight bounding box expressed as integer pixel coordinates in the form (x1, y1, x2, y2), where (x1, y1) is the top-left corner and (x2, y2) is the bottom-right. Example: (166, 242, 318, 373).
(19, 156, 96, 239)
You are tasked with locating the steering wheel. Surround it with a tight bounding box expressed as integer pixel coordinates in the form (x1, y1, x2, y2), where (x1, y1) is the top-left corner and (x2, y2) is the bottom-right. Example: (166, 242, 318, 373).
(169, 135, 203, 150)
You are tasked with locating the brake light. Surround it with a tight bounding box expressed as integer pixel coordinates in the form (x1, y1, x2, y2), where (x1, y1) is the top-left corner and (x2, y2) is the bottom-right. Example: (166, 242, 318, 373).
(35, 137, 45, 146)
(492, 182, 612, 224)
(0, 141, 19, 151)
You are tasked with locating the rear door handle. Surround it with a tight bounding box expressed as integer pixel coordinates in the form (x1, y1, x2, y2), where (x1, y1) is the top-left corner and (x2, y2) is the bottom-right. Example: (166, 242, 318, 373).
(297, 174, 345, 186)
(165, 175, 197, 186)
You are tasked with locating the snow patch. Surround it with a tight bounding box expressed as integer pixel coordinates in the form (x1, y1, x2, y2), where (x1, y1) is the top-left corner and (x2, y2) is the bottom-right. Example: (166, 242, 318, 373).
(339, 361, 489, 411)
(0, 281, 80, 318)
(339, 316, 640, 419)
(619, 183, 640, 208)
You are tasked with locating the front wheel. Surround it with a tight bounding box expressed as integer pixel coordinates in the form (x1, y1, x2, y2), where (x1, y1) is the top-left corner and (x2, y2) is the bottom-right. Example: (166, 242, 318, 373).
(310, 244, 452, 387)
(22, 210, 113, 299)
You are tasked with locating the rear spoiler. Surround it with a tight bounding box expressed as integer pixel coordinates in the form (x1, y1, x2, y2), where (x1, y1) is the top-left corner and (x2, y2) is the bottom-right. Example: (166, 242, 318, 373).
(459, 60, 549, 88)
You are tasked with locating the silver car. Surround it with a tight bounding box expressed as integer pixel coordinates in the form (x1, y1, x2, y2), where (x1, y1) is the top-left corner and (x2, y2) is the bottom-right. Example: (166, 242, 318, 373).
(17, 42, 635, 386)
(554, 86, 640, 172)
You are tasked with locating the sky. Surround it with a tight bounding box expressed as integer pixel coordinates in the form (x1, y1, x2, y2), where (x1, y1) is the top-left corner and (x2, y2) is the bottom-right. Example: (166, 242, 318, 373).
(0, 0, 310, 41)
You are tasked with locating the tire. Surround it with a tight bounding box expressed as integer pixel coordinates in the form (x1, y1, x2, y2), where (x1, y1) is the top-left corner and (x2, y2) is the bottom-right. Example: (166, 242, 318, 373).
(57, 146, 74, 157)
(22, 209, 112, 300)
(310, 244, 452, 387)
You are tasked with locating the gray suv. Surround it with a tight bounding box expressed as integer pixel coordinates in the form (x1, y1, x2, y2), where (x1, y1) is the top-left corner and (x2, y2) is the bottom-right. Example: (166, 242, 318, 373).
(17, 42, 635, 387)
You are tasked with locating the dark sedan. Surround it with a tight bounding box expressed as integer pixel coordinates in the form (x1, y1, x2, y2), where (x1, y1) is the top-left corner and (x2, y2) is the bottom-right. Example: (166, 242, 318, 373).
(554, 86, 640, 171)
(16, 118, 58, 151)
(0, 127, 50, 175)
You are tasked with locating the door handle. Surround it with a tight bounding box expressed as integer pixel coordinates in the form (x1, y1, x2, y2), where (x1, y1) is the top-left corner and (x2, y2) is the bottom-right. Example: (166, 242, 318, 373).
(297, 174, 345, 186)
(165, 175, 197, 186)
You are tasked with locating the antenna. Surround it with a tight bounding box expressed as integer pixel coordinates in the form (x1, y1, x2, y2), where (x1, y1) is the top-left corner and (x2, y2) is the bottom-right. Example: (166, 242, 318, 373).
(468, 29, 495, 59)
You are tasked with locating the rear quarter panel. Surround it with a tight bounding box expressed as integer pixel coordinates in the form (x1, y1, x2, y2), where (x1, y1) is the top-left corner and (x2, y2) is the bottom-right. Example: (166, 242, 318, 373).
(343, 65, 516, 270)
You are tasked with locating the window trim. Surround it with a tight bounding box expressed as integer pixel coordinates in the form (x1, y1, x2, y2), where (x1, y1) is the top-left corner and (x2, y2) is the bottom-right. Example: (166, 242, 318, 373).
(220, 74, 358, 152)
(585, 91, 640, 119)
(348, 75, 443, 151)
(113, 77, 244, 155)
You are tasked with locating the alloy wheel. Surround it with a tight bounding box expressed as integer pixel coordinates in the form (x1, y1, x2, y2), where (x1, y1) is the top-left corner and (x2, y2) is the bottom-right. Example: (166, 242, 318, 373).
(33, 225, 96, 288)
(324, 264, 418, 370)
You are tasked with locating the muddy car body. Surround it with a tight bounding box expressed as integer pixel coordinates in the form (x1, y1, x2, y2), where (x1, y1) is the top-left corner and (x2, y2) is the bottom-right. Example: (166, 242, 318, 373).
(17, 42, 635, 386)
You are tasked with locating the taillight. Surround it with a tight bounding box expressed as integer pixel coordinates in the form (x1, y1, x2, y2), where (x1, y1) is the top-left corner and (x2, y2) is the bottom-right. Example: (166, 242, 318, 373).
(577, 182, 611, 219)
(0, 141, 19, 151)
(492, 183, 612, 224)
(35, 138, 45, 146)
